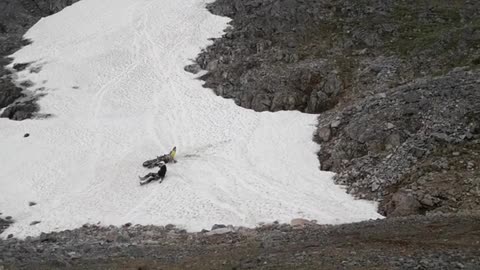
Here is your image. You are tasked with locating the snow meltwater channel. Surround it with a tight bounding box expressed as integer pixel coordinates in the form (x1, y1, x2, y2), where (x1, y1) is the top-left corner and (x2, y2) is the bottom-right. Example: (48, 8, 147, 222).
(0, 0, 381, 238)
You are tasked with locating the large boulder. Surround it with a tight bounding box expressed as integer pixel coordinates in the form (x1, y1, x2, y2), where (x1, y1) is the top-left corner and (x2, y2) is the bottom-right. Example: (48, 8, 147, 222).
(382, 191, 422, 217)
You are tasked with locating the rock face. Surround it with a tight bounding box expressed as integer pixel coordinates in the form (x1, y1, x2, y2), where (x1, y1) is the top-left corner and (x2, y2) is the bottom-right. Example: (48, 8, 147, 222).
(193, 0, 480, 114)
(193, 0, 480, 217)
(0, 79, 23, 109)
(0, 0, 79, 120)
(0, 99, 39, 120)
(316, 70, 480, 216)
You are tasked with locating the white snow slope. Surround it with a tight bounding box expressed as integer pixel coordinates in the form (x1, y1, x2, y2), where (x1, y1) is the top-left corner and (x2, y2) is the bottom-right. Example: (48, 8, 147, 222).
(0, 0, 382, 238)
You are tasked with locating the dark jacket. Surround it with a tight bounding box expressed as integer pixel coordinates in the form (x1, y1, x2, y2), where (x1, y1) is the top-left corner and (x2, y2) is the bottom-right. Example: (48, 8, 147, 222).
(158, 165, 167, 179)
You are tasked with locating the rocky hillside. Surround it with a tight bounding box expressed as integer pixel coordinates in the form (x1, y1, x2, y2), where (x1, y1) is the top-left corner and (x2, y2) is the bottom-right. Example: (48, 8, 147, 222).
(1, 214, 480, 269)
(191, 0, 480, 217)
(316, 69, 480, 216)
(195, 0, 480, 113)
(0, 0, 79, 120)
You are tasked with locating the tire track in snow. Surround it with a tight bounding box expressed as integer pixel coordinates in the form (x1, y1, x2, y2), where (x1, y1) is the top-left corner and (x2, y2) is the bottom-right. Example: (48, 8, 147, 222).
(128, 4, 248, 216)
(137, 1, 181, 150)
(82, 3, 152, 198)
(138, 2, 281, 222)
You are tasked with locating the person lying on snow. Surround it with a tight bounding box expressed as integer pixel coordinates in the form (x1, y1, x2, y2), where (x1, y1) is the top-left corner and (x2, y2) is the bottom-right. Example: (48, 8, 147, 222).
(139, 161, 167, 185)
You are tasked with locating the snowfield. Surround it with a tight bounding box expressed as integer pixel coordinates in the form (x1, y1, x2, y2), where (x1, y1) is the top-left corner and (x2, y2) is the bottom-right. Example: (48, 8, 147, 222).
(0, 0, 381, 238)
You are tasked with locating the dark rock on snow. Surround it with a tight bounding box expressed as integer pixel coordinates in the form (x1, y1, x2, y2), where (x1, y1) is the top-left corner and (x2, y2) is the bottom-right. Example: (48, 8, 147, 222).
(211, 224, 227, 230)
(0, 215, 13, 235)
(0, 99, 39, 120)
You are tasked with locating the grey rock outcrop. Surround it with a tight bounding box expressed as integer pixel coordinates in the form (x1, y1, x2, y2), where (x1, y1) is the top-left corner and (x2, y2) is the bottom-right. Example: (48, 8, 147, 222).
(193, 0, 480, 115)
(316, 70, 480, 216)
